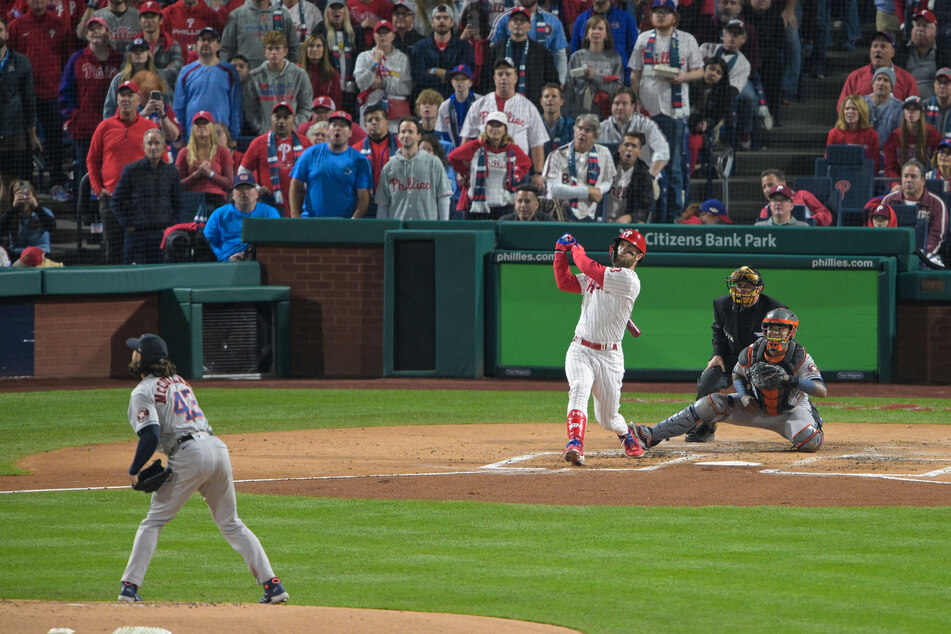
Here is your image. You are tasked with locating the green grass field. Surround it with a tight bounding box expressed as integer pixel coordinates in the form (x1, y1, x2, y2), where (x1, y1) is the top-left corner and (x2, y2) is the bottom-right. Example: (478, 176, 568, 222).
(2, 387, 950, 633)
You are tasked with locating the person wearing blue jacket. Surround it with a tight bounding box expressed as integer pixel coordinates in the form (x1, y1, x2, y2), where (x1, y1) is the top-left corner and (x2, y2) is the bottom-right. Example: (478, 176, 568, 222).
(569, 0, 638, 83)
(174, 27, 243, 141)
(204, 173, 280, 261)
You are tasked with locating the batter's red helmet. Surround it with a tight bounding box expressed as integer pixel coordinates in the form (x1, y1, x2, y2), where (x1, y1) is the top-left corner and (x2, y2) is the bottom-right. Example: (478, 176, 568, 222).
(609, 229, 646, 261)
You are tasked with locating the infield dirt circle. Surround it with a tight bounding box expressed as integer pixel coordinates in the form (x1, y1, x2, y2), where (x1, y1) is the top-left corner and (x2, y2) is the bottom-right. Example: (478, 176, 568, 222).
(2, 378, 950, 632)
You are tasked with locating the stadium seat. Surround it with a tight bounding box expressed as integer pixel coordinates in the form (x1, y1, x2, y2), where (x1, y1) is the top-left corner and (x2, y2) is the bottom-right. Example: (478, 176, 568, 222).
(925, 178, 945, 196)
(827, 162, 875, 210)
(825, 144, 866, 166)
(790, 204, 814, 225)
(837, 208, 866, 226)
(794, 176, 841, 213)
(892, 204, 919, 226)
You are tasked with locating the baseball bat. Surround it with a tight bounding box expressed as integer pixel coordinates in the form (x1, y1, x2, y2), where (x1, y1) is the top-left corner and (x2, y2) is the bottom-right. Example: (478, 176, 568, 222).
(626, 318, 641, 338)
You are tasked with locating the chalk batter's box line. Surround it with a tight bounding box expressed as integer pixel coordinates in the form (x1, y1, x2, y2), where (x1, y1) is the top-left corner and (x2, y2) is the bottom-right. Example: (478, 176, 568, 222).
(4, 454, 951, 494)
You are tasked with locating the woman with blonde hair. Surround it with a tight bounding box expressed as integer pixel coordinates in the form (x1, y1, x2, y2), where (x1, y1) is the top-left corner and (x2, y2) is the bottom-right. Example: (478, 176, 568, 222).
(175, 111, 234, 212)
(103, 39, 164, 118)
(447, 111, 532, 219)
(300, 32, 342, 107)
(565, 14, 623, 119)
(826, 94, 880, 173)
(315, 1, 367, 116)
(883, 96, 941, 178)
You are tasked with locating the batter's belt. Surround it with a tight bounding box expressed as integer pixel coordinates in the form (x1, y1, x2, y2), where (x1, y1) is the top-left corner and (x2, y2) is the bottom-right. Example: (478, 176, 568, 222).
(572, 336, 619, 351)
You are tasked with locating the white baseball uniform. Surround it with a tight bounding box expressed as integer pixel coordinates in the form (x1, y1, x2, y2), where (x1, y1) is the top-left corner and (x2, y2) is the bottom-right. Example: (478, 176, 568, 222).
(121, 373, 277, 588)
(459, 92, 549, 157)
(556, 250, 640, 435)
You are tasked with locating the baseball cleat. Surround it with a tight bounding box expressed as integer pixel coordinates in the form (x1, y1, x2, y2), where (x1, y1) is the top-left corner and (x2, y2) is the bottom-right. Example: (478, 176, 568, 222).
(118, 581, 142, 602)
(563, 438, 585, 466)
(260, 576, 289, 604)
(619, 425, 644, 457)
(685, 422, 716, 443)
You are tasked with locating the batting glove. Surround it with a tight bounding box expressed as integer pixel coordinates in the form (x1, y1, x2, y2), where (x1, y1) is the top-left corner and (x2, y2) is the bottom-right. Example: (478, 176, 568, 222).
(555, 233, 577, 253)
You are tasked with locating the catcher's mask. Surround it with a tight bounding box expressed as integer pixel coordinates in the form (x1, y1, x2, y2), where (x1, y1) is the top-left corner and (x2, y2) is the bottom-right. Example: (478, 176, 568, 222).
(727, 265, 764, 307)
(762, 308, 798, 356)
(609, 229, 646, 264)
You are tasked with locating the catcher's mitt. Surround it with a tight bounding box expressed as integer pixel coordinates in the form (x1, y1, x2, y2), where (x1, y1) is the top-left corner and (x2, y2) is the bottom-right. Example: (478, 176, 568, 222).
(133, 459, 173, 493)
(748, 361, 789, 391)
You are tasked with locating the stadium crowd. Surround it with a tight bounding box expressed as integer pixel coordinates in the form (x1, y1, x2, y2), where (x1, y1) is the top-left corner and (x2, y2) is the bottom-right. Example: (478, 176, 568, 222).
(0, 0, 948, 266)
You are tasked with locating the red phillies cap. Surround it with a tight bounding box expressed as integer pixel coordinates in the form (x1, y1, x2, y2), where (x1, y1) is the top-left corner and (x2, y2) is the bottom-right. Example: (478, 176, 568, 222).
(86, 16, 109, 29)
(914, 9, 937, 24)
(373, 20, 394, 33)
(328, 110, 352, 125)
(768, 184, 795, 200)
(138, 1, 162, 15)
(271, 101, 295, 114)
(14, 246, 45, 268)
(192, 110, 215, 124)
(509, 7, 530, 20)
(118, 80, 140, 94)
(313, 96, 335, 110)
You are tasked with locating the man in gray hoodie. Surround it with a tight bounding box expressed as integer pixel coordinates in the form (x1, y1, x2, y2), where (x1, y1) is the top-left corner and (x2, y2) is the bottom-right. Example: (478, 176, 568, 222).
(376, 116, 453, 220)
(221, 0, 300, 69)
(244, 30, 312, 134)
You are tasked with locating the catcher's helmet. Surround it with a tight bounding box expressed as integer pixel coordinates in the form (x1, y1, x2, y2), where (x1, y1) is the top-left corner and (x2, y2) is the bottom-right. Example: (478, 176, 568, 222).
(762, 308, 798, 356)
(609, 229, 646, 262)
(727, 265, 764, 307)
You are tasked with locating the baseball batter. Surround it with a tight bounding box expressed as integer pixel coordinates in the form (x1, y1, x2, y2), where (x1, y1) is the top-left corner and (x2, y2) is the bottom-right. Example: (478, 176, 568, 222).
(554, 230, 646, 466)
(118, 334, 288, 604)
(634, 309, 827, 453)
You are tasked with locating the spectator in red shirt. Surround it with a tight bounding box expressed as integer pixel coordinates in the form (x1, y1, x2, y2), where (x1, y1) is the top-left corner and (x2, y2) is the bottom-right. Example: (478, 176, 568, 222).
(826, 94, 881, 173)
(757, 168, 834, 226)
(163, 0, 222, 64)
(59, 16, 122, 187)
(176, 110, 234, 213)
(300, 32, 342, 109)
(838, 30, 919, 111)
(347, 0, 390, 49)
(86, 79, 160, 263)
(8, 0, 71, 196)
(883, 95, 942, 178)
(238, 101, 311, 216)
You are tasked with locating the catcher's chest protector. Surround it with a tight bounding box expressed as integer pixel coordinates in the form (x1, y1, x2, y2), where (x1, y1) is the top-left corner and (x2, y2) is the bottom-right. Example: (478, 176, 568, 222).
(749, 339, 806, 415)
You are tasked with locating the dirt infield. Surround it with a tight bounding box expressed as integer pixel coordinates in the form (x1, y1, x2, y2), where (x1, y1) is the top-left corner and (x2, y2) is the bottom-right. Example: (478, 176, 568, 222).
(3, 378, 950, 632)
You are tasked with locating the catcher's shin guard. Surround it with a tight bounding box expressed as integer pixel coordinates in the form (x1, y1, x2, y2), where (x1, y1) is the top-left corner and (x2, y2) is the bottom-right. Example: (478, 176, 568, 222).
(792, 424, 824, 452)
(653, 393, 733, 443)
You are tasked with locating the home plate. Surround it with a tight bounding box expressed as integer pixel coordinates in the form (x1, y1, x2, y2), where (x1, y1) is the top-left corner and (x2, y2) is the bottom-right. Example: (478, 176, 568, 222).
(695, 461, 762, 467)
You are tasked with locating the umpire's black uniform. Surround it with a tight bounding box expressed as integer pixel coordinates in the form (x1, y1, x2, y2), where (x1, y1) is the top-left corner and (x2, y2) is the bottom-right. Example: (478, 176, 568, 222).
(697, 293, 785, 399)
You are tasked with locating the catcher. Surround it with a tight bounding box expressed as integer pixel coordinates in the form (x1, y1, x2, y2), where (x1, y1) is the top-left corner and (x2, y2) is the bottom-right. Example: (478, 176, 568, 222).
(118, 334, 288, 604)
(633, 308, 827, 453)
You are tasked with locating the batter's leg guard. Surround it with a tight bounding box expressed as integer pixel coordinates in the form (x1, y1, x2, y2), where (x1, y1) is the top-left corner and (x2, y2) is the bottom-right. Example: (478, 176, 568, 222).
(564, 409, 587, 466)
(651, 393, 734, 444)
(792, 424, 824, 453)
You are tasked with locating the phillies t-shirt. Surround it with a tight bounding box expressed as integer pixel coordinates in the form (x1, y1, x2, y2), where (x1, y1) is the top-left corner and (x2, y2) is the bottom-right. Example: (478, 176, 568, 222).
(240, 132, 312, 216)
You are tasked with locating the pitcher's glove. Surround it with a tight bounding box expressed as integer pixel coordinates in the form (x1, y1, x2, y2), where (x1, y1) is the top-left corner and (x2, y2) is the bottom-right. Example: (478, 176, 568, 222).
(555, 233, 577, 253)
(132, 459, 173, 492)
(748, 362, 789, 391)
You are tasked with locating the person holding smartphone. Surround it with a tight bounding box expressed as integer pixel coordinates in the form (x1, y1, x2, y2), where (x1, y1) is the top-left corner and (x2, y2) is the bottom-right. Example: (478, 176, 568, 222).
(0, 180, 57, 259)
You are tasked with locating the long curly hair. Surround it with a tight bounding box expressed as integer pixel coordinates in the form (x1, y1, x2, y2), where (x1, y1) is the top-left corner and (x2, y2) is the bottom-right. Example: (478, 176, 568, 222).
(835, 95, 871, 131)
(130, 357, 177, 379)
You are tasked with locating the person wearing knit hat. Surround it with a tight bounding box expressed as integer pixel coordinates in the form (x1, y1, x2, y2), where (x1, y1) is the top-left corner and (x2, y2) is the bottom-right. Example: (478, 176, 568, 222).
(863, 65, 905, 147)
(838, 30, 919, 111)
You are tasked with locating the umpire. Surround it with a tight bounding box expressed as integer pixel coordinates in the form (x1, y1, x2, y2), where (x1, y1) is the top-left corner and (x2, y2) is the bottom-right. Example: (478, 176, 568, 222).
(688, 266, 784, 442)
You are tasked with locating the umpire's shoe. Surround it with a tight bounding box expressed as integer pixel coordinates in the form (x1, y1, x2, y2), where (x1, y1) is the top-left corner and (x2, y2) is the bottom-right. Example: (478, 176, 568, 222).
(118, 581, 142, 602)
(685, 422, 716, 443)
(261, 576, 289, 604)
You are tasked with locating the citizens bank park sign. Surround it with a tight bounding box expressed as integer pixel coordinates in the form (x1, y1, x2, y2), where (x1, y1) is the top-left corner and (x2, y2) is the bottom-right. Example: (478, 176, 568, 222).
(643, 230, 778, 249)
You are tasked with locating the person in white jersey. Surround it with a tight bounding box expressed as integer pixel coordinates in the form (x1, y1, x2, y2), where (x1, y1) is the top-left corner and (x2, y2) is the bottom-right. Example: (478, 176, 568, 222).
(118, 334, 288, 605)
(553, 230, 646, 466)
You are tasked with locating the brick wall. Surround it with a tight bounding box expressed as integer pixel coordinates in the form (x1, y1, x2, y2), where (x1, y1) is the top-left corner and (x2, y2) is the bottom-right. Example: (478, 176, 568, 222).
(34, 295, 159, 378)
(257, 245, 384, 377)
(895, 305, 951, 384)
